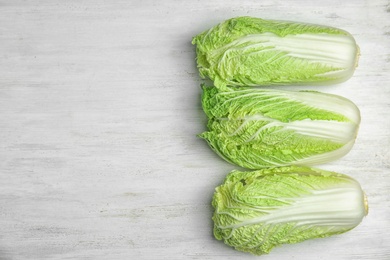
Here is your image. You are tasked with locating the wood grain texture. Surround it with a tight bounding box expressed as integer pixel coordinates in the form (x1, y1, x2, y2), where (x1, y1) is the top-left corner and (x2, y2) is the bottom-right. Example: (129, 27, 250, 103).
(0, 0, 389, 259)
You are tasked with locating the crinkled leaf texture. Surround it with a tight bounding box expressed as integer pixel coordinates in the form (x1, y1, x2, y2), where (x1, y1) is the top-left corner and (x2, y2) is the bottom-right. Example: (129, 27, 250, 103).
(199, 86, 360, 169)
(212, 166, 368, 255)
(192, 16, 359, 89)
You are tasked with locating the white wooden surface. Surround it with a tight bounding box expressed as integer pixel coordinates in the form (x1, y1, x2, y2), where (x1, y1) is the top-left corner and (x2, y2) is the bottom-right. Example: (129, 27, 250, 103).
(0, 1, 389, 259)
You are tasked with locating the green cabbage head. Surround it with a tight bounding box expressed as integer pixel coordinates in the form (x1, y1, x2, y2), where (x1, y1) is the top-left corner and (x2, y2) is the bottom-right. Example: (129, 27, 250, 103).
(192, 16, 359, 89)
(199, 85, 360, 169)
(212, 166, 368, 255)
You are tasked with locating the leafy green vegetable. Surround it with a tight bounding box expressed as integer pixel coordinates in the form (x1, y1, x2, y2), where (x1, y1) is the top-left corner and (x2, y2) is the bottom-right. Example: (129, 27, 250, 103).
(212, 166, 368, 255)
(192, 16, 359, 89)
(200, 86, 360, 169)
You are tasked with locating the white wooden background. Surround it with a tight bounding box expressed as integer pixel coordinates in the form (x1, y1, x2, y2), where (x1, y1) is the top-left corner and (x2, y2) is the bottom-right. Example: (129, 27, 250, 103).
(0, 1, 389, 259)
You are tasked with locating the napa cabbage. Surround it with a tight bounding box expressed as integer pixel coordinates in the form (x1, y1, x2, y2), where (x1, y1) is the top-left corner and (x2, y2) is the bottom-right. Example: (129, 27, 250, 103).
(212, 166, 368, 255)
(199, 86, 360, 169)
(192, 16, 359, 89)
